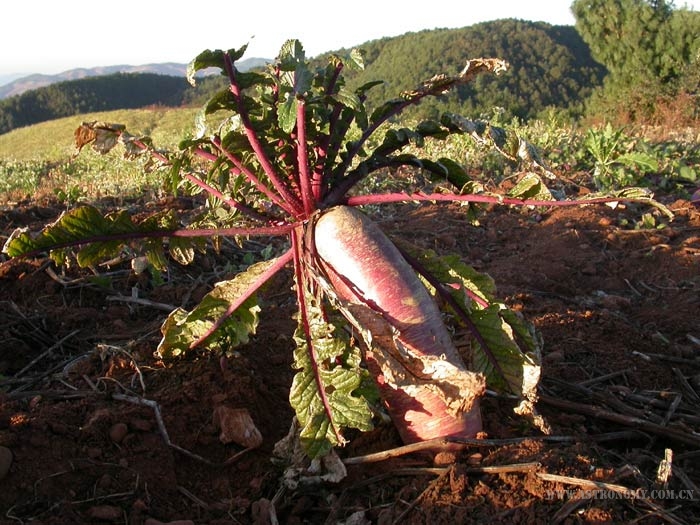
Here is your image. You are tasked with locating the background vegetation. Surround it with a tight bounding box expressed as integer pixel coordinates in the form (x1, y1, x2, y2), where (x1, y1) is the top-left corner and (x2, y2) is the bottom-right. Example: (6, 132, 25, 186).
(573, 0, 700, 124)
(0, 0, 698, 206)
(0, 19, 606, 135)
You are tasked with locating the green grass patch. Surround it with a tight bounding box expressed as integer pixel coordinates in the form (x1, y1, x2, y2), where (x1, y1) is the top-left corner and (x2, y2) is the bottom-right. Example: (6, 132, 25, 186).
(1, 105, 698, 205)
(0, 107, 200, 202)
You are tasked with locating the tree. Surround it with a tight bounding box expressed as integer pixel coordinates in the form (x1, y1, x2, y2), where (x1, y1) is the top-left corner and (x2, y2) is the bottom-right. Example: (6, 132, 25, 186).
(572, 0, 700, 122)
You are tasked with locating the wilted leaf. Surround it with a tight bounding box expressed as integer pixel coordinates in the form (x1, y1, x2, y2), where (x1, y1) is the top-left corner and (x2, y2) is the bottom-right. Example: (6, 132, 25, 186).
(74, 121, 125, 154)
(168, 236, 197, 265)
(584, 187, 674, 220)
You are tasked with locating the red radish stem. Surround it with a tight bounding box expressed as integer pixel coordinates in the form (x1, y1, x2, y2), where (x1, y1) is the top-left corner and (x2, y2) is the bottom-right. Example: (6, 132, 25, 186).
(222, 52, 304, 216)
(312, 205, 484, 444)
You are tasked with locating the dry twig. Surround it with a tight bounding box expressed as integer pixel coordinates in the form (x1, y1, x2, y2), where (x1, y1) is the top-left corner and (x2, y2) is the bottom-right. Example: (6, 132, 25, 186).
(539, 394, 700, 447)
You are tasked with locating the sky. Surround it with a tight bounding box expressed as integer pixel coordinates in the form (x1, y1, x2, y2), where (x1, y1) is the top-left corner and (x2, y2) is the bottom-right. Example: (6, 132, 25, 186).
(2, 0, 699, 82)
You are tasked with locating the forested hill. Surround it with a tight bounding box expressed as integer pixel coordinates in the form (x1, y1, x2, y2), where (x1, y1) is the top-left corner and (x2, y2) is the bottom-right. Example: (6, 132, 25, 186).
(0, 59, 265, 136)
(320, 19, 607, 121)
(0, 73, 193, 135)
(0, 19, 606, 135)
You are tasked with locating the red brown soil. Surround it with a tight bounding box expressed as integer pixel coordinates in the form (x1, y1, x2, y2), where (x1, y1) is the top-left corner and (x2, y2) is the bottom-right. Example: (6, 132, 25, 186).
(0, 193, 698, 524)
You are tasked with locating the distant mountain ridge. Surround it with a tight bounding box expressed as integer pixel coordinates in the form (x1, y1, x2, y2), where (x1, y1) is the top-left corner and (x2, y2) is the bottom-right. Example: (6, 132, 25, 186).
(0, 58, 270, 99)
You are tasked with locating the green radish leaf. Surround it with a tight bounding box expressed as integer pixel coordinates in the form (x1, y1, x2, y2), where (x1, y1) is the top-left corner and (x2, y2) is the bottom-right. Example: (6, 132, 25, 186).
(416, 119, 449, 140)
(289, 300, 373, 458)
(205, 88, 238, 115)
(234, 70, 268, 90)
(169, 236, 198, 265)
(1, 205, 207, 271)
(400, 246, 541, 401)
(187, 49, 225, 86)
(617, 151, 659, 172)
(355, 79, 384, 97)
(347, 48, 365, 71)
(369, 99, 406, 126)
(276, 40, 313, 133)
(508, 172, 554, 201)
(678, 164, 697, 182)
(468, 304, 541, 396)
(3, 206, 133, 264)
(156, 258, 275, 358)
(400, 246, 496, 305)
(331, 87, 362, 112)
(422, 157, 471, 188)
(278, 94, 299, 134)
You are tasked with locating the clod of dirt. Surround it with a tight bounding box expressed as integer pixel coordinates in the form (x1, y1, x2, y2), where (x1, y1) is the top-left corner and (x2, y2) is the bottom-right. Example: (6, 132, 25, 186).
(130, 418, 153, 432)
(86, 505, 122, 521)
(212, 406, 263, 448)
(143, 518, 194, 525)
(109, 422, 129, 443)
(433, 451, 458, 466)
(251, 498, 275, 525)
(339, 510, 371, 525)
(0, 446, 12, 480)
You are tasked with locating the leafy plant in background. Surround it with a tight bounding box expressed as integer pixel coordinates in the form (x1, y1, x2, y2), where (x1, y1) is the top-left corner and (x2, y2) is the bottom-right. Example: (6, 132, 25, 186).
(584, 122, 659, 190)
(2, 41, 669, 459)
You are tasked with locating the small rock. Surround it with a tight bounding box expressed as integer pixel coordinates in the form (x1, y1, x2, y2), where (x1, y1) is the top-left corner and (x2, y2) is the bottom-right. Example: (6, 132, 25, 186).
(86, 447, 102, 459)
(0, 446, 13, 480)
(211, 393, 228, 405)
(339, 511, 370, 525)
(581, 263, 598, 276)
(545, 350, 565, 363)
(28, 395, 42, 410)
(97, 473, 112, 490)
(466, 452, 483, 465)
(213, 407, 262, 448)
(143, 518, 194, 525)
(251, 498, 274, 525)
(109, 422, 128, 443)
(87, 504, 122, 521)
(49, 421, 70, 435)
(111, 319, 128, 331)
(131, 498, 149, 512)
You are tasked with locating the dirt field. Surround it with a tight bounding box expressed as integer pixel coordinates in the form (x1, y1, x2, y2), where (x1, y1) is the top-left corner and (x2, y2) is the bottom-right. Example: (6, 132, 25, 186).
(1, 192, 698, 524)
